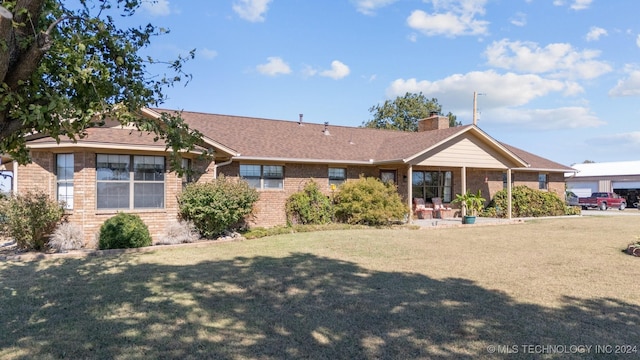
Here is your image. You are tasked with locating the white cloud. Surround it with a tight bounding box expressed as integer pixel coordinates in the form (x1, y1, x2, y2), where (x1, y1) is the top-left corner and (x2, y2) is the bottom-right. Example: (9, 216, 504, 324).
(590, 132, 640, 147)
(553, 0, 592, 10)
(488, 107, 604, 129)
(484, 39, 612, 80)
(233, 0, 272, 22)
(320, 60, 351, 80)
(407, 0, 489, 37)
(200, 48, 218, 60)
(384, 70, 604, 130)
(586, 27, 607, 41)
(609, 70, 640, 97)
(256, 57, 291, 76)
(570, 0, 592, 10)
(387, 71, 568, 109)
(510, 12, 526, 27)
(352, 0, 399, 15)
(636, 34, 640, 48)
(141, 0, 171, 16)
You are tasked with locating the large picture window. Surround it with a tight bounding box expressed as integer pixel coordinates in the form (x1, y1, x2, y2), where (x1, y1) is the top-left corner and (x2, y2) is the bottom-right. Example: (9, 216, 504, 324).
(96, 154, 165, 209)
(412, 170, 453, 203)
(240, 164, 284, 189)
(56, 154, 74, 210)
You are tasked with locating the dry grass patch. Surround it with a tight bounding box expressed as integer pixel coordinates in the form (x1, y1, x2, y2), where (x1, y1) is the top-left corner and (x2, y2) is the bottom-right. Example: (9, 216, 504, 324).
(1, 216, 639, 359)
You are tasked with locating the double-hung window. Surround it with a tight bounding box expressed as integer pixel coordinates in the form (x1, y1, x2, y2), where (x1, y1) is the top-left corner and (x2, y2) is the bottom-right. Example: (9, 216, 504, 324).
(240, 165, 284, 189)
(328, 168, 346, 187)
(96, 154, 165, 209)
(538, 173, 548, 190)
(56, 154, 74, 210)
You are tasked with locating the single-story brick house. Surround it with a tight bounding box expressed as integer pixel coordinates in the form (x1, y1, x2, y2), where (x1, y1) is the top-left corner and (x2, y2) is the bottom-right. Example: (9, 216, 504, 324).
(0, 108, 572, 244)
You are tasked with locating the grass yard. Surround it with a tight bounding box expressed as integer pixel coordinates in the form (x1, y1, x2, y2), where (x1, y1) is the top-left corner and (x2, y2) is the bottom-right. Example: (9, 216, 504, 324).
(1, 216, 639, 359)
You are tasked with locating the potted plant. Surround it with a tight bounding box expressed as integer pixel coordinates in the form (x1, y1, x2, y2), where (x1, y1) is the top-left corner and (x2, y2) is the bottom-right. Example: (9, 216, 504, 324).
(452, 189, 486, 224)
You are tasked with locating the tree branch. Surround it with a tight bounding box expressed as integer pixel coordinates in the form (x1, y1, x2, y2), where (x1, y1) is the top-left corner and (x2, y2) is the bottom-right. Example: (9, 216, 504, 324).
(0, 6, 14, 81)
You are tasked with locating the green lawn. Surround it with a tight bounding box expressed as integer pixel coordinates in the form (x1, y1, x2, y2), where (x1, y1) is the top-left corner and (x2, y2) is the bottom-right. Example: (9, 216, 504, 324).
(1, 216, 639, 359)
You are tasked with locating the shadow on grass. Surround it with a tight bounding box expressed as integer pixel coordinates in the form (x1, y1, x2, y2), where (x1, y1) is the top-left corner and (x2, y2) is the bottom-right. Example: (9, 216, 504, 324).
(1, 253, 639, 359)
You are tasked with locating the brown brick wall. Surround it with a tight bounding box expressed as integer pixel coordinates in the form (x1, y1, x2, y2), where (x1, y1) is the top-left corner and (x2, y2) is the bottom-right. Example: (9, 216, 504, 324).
(17, 150, 192, 247)
(17, 153, 569, 239)
(219, 162, 380, 228)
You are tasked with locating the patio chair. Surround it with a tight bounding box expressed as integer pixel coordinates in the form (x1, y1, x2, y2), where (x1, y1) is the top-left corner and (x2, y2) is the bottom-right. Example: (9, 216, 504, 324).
(431, 197, 453, 219)
(413, 197, 434, 219)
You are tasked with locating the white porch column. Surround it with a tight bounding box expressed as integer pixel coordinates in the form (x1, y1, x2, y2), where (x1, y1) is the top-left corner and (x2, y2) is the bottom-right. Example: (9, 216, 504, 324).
(461, 166, 467, 216)
(507, 168, 512, 219)
(407, 165, 413, 223)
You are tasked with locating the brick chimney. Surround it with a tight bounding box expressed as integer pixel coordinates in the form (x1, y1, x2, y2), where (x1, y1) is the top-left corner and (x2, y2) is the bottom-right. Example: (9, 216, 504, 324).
(418, 111, 449, 132)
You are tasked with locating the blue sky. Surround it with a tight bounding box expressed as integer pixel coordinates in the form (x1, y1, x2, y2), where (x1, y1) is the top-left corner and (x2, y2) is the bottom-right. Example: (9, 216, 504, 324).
(132, 0, 640, 167)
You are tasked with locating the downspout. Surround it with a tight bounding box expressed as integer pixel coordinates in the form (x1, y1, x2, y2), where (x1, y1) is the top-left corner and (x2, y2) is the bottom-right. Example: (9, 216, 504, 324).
(213, 159, 233, 179)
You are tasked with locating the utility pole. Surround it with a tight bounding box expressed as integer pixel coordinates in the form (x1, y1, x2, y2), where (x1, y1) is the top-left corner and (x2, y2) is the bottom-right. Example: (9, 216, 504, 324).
(473, 91, 478, 126)
(473, 91, 485, 126)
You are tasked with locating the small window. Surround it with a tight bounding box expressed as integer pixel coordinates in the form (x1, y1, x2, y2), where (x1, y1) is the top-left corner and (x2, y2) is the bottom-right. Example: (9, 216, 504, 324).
(329, 168, 346, 188)
(181, 158, 192, 187)
(240, 164, 284, 190)
(380, 170, 397, 184)
(538, 173, 548, 190)
(56, 154, 74, 210)
(502, 173, 515, 189)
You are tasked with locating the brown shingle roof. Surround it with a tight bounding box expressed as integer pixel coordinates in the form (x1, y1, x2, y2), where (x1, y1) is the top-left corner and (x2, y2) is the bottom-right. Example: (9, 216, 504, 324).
(25, 108, 571, 172)
(154, 109, 571, 171)
(28, 127, 167, 148)
(500, 142, 573, 171)
(163, 109, 479, 163)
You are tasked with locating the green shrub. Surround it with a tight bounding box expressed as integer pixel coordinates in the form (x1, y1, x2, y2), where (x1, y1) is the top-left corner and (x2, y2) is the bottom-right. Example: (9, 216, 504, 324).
(488, 186, 570, 218)
(99, 213, 152, 250)
(2, 191, 65, 250)
(333, 176, 408, 225)
(285, 180, 333, 225)
(178, 175, 259, 238)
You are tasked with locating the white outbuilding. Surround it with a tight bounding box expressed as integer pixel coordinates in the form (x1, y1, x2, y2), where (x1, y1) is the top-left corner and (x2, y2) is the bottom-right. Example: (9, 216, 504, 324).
(566, 160, 640, 206)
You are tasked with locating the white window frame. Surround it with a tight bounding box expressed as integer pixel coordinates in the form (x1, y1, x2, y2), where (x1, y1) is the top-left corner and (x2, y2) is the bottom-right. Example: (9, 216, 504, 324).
(56, 153, 74, 210)
(96, 154, 166, 210)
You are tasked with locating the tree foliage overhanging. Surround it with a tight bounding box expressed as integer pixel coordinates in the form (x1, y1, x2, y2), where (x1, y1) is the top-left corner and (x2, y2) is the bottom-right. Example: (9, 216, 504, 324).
(0, 0, 202, 169)
(362, 92, 460, 131)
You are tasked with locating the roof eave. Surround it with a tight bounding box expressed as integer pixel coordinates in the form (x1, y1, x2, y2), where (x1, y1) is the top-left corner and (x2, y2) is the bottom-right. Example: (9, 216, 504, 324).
(234, 155, 375, 165)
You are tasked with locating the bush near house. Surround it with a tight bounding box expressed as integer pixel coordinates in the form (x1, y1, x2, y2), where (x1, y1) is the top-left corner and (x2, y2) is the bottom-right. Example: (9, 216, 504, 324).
(333, 177, 408, 226)
(49, 222, 85, 252)
(286, 180, 333, 225)
(0, 191, 65, 250)
(178, 176, 259, 238)
(99, 213, 152, 250)
(487, 185, 575, 218)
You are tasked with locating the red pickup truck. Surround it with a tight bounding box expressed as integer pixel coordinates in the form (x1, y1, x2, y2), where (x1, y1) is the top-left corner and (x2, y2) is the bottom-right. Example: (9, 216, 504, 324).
(578, 192, 627, 210)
